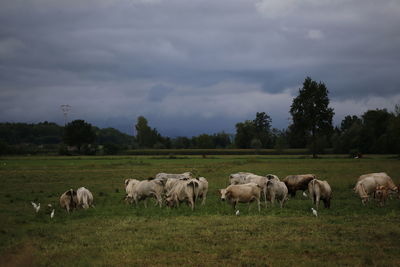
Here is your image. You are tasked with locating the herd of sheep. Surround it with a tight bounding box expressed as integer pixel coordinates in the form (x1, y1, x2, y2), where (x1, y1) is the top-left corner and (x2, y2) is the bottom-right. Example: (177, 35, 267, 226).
(54, 171, 397, 214)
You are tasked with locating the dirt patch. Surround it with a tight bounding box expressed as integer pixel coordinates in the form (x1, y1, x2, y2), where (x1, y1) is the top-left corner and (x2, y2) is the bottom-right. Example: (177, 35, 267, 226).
(0, 242, 37, 267)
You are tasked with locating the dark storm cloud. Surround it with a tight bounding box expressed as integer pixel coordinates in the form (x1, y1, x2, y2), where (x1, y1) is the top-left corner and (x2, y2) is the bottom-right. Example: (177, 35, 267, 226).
(0, 0, 399, 135)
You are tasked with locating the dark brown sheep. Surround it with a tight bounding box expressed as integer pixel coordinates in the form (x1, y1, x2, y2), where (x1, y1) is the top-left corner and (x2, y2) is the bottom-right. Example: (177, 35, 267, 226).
(283, 174, 316, 197)
(59, 189, 78, 213)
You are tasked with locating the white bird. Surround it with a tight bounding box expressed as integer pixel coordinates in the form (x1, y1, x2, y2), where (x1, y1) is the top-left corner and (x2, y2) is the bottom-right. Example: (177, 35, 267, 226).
(235, 210, 240, 216)
(50, 209, 55, 219)
(303, 192, 308, 197)
(31, 202, 40, 213)
(311, 208, 318, 217)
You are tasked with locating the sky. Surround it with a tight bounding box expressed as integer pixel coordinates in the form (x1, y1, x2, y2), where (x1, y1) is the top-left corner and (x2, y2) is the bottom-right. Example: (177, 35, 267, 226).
(1, 0, 399, 137)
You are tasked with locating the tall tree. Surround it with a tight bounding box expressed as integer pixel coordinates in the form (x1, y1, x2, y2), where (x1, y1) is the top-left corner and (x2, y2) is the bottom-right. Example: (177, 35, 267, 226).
(289, 77, 334, 158)
(192, 134, 214, 149)
(340, 115, 362, 132)
(334, 115, 363, 154)
(360, 109, 393, 153)
(213, 132, 232, 148)
(388, 105, 400, 155)
(234, 120, 256, 148)
(135, 116, 163, 148)
(63, 120, 96, 152)
(253, 112, 272, 148)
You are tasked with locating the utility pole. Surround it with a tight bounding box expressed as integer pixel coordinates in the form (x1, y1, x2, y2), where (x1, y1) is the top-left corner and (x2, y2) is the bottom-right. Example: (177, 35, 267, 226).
(60, 104, 71, 126)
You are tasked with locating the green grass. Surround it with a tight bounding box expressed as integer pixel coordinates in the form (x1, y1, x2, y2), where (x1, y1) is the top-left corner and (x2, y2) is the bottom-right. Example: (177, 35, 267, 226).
(0, 155, 399, 266)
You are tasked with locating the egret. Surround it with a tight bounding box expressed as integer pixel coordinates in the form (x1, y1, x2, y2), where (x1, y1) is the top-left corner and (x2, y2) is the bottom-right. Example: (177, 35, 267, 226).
(31, 202, 40, 213)
(50, 209, 55, 219)
(311, 208, 318, 217)
(303, 192, 308, 197)
(235, 210, 240, 216)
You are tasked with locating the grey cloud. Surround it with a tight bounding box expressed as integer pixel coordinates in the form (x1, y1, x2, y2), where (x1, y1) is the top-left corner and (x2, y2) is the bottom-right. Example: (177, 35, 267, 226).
(147, 84, 174, 102)
(0, 0, 399, 135)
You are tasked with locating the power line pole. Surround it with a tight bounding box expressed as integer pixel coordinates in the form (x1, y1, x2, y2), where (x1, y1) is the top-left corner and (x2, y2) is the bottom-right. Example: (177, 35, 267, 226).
(60, 104, 71, 126)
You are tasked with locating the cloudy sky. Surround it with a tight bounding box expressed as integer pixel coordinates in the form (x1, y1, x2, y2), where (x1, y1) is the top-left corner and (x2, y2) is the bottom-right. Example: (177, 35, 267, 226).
(1, 0, 399, 136)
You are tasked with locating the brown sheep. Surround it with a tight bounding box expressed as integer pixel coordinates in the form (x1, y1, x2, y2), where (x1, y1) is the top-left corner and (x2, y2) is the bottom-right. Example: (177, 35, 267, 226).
(283, 174, 316, 197)
(375, 185, 389, 206)
(59, 189, 78, 213)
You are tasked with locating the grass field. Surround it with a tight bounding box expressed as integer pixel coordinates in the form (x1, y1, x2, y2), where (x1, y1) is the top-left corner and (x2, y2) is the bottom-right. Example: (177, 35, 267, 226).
(0, 155, 399, 266)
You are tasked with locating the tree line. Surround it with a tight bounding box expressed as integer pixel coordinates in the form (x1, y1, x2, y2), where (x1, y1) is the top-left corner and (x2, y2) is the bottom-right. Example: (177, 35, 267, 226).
(1, 77, 399, 156)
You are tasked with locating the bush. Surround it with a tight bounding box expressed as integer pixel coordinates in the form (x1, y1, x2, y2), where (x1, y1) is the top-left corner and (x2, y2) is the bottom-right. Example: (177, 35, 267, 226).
(349, 149, 362, 158)
(0, 140, 10, 155)
(58, 144, 72, 155)
(103, 143, 121, 155)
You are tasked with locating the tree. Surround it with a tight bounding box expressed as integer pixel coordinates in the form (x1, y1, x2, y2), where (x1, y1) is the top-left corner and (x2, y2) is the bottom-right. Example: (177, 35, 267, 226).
(234, 120, 256, 148)
(135, 116, 163, 148)
(340, 115, 362, 132)
(213, 132, 232, 148)
(63, 120, 96, 152)
(289, 77, 334, 158)
(171, 136, 191, 149)
(234, 113, 273, 149)
(360, 109, 393, 153)
(335, 116, 363, 154)
(388, 105, 400, 155)
(96, 127, 133, 145)
(192, 134, 214, 149)
(253, 112, 272, 148)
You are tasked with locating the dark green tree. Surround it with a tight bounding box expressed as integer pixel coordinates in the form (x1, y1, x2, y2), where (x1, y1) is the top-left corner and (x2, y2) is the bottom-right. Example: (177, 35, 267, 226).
(388, 105, 400, 155)
(253, 112, 272, 148)
(96, 127, 134, 145)
(336, 116, 363, 154)
(360, 109, 394, 153)
(213, 132, 232, 148)
(234, 120, 256, 148)
(171, 136, 191, 149)
(63, 120, 96, 152)
(341, 115, 362, 132)
(192, 134, 214, 149)
(135, 116, 163, 148)
(289, 77, 334, 158)
(287, 124, 307, 148)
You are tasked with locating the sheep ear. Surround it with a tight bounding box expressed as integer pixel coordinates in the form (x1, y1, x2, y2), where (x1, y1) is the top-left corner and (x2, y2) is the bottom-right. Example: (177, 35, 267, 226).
(66, 190, 72, 196)
(154, 179, 165, 185)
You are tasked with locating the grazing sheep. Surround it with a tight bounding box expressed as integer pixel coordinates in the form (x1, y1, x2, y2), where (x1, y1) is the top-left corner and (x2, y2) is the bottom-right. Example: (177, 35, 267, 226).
(76, 187, 94, 209)
(354, 177, 378, 205)
(308, 179, 332, 209)
(165, 179, 199, 210)
(60, 189, 78, 213)
(283, 174, 316, 197)
(375, 185, 389, 206)
(196, 177, 209, 205)
(155, 172, 193, 182)
(126, 179, 165, 207)
(219, 183, 262, 212)
(266, 180, 288, 208)
(357, 172, 397, 193)
(125, 178, 140, 197)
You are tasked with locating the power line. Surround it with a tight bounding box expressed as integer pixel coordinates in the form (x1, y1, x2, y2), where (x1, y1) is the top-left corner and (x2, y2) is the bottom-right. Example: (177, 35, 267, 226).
(60, 104, 71, 126)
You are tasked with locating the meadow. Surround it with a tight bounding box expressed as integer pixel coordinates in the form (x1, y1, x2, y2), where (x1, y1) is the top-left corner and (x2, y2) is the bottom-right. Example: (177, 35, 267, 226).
(0, 154, 399, 266)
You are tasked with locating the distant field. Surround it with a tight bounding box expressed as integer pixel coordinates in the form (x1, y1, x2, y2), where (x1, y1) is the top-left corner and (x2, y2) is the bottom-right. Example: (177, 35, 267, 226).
(0, 155, 399, 266)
